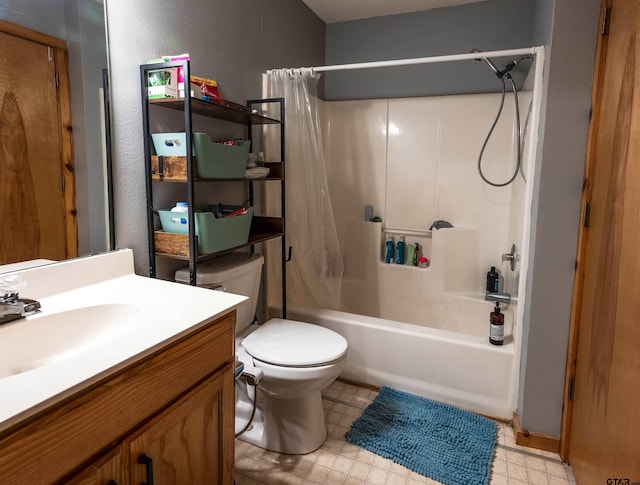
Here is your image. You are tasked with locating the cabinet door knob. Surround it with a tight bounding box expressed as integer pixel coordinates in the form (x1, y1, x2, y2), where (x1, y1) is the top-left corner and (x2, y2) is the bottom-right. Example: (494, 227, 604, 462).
(137, 453, 154, 485)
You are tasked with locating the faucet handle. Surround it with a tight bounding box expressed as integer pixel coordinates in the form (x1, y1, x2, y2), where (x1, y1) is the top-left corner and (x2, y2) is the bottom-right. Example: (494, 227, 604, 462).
(1, 275, 27, 300)
(501, 244, 519, 271)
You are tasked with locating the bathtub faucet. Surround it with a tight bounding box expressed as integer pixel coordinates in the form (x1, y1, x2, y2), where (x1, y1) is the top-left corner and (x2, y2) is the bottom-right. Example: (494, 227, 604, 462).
(485, 291, 511, 305)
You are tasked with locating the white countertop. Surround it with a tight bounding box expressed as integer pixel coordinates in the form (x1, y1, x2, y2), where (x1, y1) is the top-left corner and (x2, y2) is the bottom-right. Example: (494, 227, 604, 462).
(0, 250, 246, 432)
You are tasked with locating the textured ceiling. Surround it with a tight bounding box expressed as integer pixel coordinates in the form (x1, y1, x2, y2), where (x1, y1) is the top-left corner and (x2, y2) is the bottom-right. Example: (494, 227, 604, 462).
(301, 0, 487, 23)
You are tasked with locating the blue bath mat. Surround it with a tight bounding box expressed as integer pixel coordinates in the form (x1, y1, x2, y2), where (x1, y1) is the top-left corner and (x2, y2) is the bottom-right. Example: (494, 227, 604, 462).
(345, 387, 497, 485)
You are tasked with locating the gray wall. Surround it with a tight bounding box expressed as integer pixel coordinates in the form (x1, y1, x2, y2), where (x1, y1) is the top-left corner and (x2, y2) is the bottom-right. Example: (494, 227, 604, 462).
(0, 0, 66, 38)
(105, 0, 324, 275)
(519, 0, 600, 436)
(0, 0, 108, 256)
(324, 0, 535, 99)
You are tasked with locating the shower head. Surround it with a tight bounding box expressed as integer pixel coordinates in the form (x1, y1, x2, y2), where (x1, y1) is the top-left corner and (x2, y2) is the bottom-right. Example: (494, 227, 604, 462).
(471, 49, 534, 78)
(501, 55, 535, 75)
(470, 48, 501, 77)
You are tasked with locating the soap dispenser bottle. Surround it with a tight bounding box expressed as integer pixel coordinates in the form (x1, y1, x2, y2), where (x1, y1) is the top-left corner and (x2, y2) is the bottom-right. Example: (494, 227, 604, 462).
(385, 236, 395, 263)
(395, 236, 405, 265)
(489, 303, 504, 346)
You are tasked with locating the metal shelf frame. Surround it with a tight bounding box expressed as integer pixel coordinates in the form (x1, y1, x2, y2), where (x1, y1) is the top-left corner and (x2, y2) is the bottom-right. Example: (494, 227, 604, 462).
(140, 60, 287, 318)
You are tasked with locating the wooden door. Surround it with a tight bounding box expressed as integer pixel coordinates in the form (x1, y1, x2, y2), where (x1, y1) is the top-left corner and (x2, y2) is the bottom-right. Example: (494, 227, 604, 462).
(128, 368, 235, 485)
(0, 22, 76, 264)
(567, 0, 640, 482)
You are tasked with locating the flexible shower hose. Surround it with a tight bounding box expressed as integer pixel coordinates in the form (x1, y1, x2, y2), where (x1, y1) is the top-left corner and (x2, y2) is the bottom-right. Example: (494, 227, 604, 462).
(477, 73, 524, 187)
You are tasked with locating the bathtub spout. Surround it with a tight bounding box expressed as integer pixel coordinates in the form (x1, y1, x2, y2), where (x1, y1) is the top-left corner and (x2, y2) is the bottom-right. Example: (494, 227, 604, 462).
(485, 291, 511, 305)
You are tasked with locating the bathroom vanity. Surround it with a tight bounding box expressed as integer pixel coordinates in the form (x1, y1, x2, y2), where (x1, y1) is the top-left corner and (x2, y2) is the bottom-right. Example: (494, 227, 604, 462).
(0, 250, 245, 484)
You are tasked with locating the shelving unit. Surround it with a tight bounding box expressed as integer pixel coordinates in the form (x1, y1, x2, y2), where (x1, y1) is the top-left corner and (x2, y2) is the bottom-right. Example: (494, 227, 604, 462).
(140, 60, 287, 316)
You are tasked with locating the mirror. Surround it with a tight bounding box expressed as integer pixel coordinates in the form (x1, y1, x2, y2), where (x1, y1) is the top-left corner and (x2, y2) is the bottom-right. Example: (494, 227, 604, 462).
(0, 0, 110, 269)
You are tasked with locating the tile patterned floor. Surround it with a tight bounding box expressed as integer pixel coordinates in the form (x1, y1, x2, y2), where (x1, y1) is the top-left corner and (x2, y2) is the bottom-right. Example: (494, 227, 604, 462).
(235, 380, 575, 485)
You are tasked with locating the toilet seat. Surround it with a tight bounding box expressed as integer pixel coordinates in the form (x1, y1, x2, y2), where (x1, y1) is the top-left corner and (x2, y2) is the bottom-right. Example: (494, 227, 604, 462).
(241, 318, 347, 367)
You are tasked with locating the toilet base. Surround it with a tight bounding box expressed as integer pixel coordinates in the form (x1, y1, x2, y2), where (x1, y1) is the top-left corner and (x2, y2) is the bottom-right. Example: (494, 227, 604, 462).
(237, 387, 327, 455)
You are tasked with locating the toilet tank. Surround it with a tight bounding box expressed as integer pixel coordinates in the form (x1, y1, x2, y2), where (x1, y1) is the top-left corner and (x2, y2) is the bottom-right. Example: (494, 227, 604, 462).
(175, 252, 263, 333)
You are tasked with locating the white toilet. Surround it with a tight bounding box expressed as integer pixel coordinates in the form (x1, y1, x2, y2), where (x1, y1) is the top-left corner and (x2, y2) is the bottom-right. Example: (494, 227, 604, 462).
(175, 252, 347, 454)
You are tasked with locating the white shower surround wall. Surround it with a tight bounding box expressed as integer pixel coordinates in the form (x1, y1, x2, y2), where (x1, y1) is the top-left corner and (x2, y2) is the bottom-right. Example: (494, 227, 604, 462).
(323, 92, 533, 300)
(338, 222, 516, 337)
(266, 48, 544, 419)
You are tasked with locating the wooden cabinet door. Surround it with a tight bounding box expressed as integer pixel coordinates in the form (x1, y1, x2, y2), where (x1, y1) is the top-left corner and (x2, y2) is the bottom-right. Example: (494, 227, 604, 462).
(128, 366, 234, 485)
(66, 447, 124, 485)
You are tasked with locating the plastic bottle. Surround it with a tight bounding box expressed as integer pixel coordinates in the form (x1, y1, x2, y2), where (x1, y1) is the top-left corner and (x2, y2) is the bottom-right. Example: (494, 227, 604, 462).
(171, 202, 188, 212)
(365, 205, 373, 221)
(385, 236, 395, 264)
(405, 243, 416, 266)
(486, 266, 499, 293)
(169, 202, 188, 226)
(489, 303, 504, 346)
(395, 236, 405, 265)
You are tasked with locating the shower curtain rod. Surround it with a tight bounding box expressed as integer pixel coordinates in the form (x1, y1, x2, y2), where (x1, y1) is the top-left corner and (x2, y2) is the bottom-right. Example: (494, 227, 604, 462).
(267, 46, 539, 75)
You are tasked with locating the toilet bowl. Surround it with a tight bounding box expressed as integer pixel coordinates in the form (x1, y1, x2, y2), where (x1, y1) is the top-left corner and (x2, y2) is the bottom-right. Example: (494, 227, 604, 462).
(175, 252, 347, 454)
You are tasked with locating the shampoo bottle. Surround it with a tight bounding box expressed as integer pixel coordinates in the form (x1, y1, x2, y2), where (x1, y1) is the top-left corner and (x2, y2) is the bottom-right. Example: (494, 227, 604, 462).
(489, 303, 504, 346)
(385, 236, 395, 263)
(486, 266, 499, 293)
(395, 236, 405, 265)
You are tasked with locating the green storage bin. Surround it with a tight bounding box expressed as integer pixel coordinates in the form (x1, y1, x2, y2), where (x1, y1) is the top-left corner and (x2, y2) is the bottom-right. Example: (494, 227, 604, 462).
(158, 205, 253, 254)
(193, 135, 250, 179)
(151, 132, 250, 178)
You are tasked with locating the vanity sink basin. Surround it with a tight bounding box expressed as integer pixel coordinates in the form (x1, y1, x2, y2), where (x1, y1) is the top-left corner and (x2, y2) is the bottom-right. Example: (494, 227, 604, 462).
(0, 304, 141, 378)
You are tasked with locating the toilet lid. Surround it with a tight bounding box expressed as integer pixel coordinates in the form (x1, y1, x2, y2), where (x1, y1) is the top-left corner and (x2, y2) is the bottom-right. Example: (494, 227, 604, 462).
(241, 318, 348, 367)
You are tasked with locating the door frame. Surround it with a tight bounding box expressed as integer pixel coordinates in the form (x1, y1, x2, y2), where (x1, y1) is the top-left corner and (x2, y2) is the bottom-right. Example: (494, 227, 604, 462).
(559, 0, 611, 461)
(0, 20, 78, 259)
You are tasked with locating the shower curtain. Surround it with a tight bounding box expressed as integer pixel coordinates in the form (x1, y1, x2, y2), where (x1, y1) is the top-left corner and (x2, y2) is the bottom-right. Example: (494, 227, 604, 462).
(266, 69, 343, 310)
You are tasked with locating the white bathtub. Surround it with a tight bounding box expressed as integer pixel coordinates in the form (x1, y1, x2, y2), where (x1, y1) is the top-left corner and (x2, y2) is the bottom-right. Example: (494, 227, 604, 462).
(270, 224, 518, 420)
(287, 305, 515, 420)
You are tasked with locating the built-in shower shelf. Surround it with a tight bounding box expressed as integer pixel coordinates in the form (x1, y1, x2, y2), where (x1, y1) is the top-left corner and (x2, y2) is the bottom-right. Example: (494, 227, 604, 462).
(383, 227, 432, 238)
